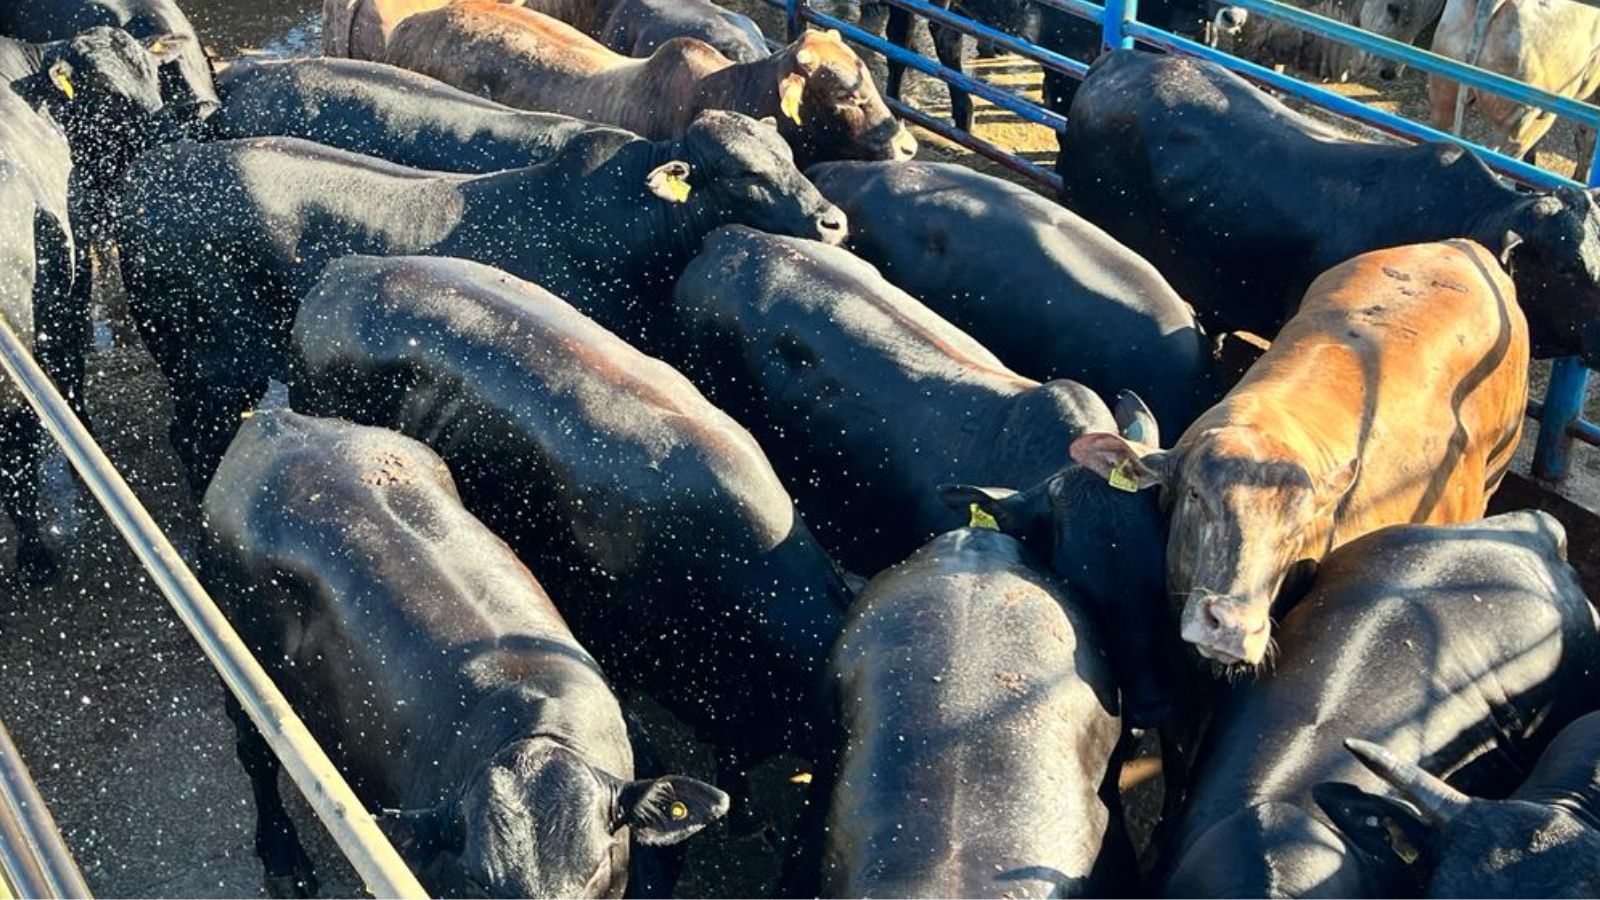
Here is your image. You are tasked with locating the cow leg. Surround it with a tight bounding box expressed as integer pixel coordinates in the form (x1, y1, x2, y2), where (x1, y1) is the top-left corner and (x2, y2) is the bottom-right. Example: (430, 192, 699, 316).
(223, 689, 320, 899)
(170, 376, 265, 497)
(929, 17, 974, 131)
(884, 5, 915, 101)
(1428, 73, 1463, 133)
(0, 412, 55, 589)
(1575, 124, 1597, 180)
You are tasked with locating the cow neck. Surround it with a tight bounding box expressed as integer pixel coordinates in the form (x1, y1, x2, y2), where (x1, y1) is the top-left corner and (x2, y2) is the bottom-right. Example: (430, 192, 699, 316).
(692, 51, 786, 121)
(641, 138, 718, 261)
(424, 682, 607, 802)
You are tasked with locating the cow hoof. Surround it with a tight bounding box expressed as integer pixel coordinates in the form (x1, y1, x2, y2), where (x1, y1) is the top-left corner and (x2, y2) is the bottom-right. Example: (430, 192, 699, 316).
(14, 545, 59, 590)
(263, 871, 319, 899)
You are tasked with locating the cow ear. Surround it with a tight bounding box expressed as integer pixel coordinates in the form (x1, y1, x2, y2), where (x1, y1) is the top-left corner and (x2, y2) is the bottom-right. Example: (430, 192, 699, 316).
(778, 72, 805, 125)
(1498, 229, 1524, 267)
(143, 32, 189, 61)
(1314, 456, 1359, 513)
(645, 161, 692, 203)
(1313, 782, 1437, 873)
(1113, 389, 1161, 447)
(617, 775, 729, 846)
(937, 484, 1047, 537)
(1069, 432, 1168, 492)
(758, 115, 779, 129)
(47, 59, 75, 100)
(376, 804, 461, 859)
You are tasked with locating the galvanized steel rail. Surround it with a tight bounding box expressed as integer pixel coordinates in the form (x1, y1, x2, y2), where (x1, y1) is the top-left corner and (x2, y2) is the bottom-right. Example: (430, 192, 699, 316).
(0, 314, 427, 899)
(0, 715, 89, 899)
(780, 0, 1600, 481)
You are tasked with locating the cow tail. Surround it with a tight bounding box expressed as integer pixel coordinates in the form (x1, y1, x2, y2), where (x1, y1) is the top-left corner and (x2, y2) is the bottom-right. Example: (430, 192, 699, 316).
(1453, 0, 1507, 134)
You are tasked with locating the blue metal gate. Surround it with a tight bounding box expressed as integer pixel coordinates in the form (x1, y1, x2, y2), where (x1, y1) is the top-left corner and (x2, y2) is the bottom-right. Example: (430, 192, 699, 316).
(771, 0, 1600, 482)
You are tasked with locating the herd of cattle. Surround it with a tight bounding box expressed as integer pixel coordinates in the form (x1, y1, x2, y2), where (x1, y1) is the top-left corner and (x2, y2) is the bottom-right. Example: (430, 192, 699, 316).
(4, 0, 1600, 896)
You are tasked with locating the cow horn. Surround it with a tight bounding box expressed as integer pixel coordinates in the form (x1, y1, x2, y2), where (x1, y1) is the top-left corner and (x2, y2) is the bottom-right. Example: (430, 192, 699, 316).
(1345, 738, 1468, 824)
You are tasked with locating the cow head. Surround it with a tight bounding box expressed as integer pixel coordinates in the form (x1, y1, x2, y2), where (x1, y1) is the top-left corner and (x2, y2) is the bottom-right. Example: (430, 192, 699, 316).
(771, 29, 916, 166)
(669, 110, 848, 245)
(382, 738, 727, 897)
(1499, 186, 1600, 366)
(26, 28, 185, 188)
(939, 392, 1188, 726)
(1068, 425, 1357, 670)
(1315, 738, 1600, 897)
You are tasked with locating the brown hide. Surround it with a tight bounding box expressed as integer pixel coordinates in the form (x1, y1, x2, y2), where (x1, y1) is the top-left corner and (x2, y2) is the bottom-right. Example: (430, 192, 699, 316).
(380, 1, 913, 162)
(322, 0, 596, 60)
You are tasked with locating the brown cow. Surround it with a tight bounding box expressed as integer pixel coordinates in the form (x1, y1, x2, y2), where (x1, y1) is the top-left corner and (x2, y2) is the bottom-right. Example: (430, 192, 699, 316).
(379, 0, 917, 165)
(1071, 240, 1528, 669)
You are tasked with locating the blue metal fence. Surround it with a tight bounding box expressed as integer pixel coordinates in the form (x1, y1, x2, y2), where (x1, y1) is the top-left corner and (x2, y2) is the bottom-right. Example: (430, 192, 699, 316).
(775, 0, 1600, 482)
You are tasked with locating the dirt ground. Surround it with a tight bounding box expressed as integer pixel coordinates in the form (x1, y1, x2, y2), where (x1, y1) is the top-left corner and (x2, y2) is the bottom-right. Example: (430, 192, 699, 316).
(0, 2, 1597, 898)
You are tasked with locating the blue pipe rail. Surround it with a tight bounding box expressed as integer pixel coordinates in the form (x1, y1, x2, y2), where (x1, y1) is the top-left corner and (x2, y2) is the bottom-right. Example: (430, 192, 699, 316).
(783, 0, 1600, 482)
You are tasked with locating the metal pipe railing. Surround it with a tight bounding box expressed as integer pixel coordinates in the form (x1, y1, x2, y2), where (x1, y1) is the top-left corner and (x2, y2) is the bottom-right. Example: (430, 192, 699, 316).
(0, 316, 427, 899)
(877, 0, 1091, 80)
(0, 716, 89, 899)
(1224, 0, 1600, 129)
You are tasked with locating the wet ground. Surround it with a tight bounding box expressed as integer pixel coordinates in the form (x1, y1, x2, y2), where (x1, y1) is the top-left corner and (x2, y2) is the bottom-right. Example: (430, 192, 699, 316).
(0, 1, 1597, 897)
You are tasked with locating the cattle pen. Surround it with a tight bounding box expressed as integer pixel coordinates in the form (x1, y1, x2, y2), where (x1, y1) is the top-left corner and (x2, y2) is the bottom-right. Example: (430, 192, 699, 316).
(4, 0, 1600, 895)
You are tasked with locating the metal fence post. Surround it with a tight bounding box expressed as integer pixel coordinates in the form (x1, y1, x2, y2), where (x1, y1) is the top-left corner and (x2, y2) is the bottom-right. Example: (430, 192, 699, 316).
(1535, 358, 1591, 481)
(1103, 0, 1137, 51)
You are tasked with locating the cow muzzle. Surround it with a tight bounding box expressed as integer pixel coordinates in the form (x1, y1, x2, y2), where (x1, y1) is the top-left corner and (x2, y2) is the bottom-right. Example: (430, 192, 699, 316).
(889, 126, 918, 161)
(814, 207, 849, 245)
(1180, 594, 1271, 666)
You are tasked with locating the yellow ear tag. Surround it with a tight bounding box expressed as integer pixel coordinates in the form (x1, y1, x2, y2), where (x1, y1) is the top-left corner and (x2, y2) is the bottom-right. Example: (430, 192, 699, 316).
(149, 38, 166, 55)
(1108, 459, 1140, 493)
(662, 172, 691, 203)
(53, 71, 75, 100)
(779, 73, 804, 126)
(1385, 820, 1420, 864)
(669, 801, 688, 821)
(968, 503, 999, 531)
(788, 772, 813, 785)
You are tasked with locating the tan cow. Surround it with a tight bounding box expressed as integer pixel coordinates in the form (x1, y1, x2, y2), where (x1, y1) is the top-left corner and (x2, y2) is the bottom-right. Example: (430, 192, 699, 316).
(322, 0, 592, 59)
(1430, 0, 1600, 162)
(1072, 241, 1528, 668)
(378, 0, 917, 165)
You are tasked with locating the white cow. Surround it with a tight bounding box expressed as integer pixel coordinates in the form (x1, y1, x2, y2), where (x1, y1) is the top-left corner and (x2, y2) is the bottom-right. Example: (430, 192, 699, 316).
(1430, 0, 1600, 164)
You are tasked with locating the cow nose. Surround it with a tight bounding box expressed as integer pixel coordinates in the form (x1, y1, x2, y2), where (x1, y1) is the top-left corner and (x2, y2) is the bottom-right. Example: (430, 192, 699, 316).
(1181, 596, 1271, 666)
(815, 209, 848, 245)
(1378, 66, 1398, 80)
(890, 127, 918, 161)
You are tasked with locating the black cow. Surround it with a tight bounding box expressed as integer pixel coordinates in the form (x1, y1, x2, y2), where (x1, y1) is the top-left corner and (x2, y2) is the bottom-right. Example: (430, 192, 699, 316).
(118, 110, 845, 491)
(1060, 50, 1600, 362)
(204, 409, 727, 899)
(0, 86, 73, 587)
(0, 0, 216, 122)
(809, 159, 1213, 432)
(819, 527, 1135, 897)
(1156, 511, 1600, 897)
(595, 0, 770, 63)
(210, 57, 612, 174)
(1319, 711, 1600, 898)
(671, 226, 1185, 728)
(879, 0, 1210, 132)
(290, 254, 851, 802)
(669, 224, 1111, 574)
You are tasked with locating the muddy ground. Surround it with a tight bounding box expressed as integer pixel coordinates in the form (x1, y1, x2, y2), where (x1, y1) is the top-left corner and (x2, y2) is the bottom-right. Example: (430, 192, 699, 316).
(0, 2, 1597, 897)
